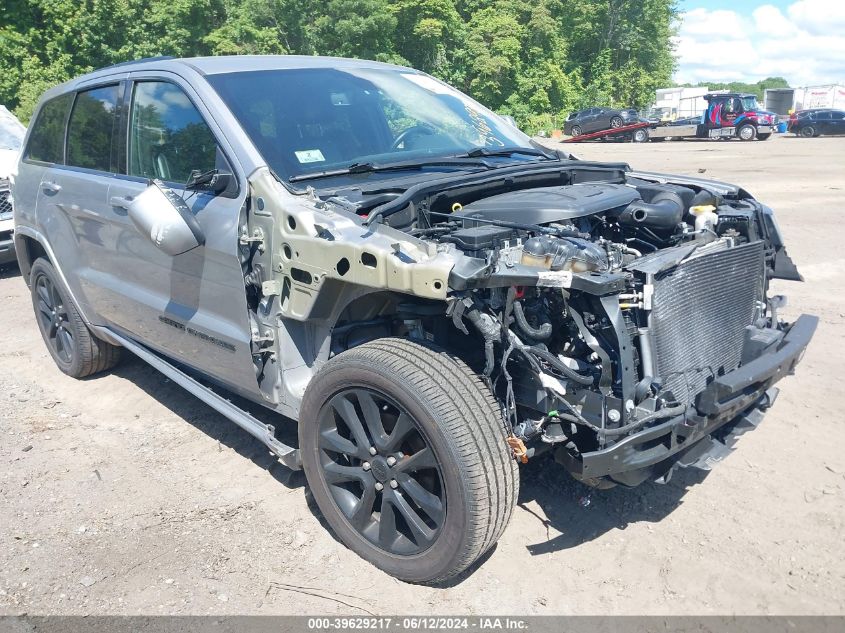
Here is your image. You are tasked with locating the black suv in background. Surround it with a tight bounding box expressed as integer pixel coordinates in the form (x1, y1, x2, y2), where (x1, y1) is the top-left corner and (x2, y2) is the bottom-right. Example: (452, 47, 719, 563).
(564, 107, 641, 136)
(788, 109, 845, 137)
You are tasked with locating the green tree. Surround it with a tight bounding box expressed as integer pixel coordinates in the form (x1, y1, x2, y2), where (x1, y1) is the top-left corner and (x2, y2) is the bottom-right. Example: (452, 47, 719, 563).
(1, 0, 680, 128)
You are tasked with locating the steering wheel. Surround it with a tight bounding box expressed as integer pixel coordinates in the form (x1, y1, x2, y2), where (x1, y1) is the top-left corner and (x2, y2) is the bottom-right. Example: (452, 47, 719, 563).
(391, 125, 435, 150)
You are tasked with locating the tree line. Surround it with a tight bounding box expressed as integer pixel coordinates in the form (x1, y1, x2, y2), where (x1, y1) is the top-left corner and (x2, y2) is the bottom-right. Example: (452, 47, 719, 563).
(682, 78, 791, 101)
(0, 0, 678, 132)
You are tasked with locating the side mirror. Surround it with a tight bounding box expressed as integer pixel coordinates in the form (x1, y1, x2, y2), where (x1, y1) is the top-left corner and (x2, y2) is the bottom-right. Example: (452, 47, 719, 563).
(127, 180, 205, 256)
(186, 169, 233, 195)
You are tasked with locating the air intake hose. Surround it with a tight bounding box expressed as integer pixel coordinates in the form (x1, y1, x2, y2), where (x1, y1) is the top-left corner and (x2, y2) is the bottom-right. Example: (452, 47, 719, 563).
(617, 191, 685, 230)
(521, 236, 609, 272)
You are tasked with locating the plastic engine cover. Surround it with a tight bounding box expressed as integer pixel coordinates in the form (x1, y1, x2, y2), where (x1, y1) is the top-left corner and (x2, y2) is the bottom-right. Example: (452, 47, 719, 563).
(460, 183, 640, 225)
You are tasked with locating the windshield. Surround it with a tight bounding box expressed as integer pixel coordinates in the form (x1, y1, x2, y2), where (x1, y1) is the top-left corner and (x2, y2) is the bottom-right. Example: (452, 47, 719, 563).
(206, 67, 536, 181)
(0, 106, 25, 151)
(741, 96, 759, 111)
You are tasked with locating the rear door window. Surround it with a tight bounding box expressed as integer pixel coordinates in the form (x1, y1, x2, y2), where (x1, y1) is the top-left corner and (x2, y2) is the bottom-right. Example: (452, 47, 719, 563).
(25, 93, 73, 164)
(128, 81, 219, 184)
(66, 85, 120, 171)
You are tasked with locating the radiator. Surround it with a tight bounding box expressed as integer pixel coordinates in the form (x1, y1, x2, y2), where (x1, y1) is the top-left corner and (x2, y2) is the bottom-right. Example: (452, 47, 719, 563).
(0, 189, 11, 219)
(650, 241, 765, 405)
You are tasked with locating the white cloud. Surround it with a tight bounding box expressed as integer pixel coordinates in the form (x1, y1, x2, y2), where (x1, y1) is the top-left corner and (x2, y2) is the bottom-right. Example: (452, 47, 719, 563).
(674, 1, 845, 87)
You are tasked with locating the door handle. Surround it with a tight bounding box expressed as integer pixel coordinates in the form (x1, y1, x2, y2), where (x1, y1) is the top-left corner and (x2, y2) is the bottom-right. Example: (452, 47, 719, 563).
(110, 195, 133, 209)
(42, 181, 61, 194)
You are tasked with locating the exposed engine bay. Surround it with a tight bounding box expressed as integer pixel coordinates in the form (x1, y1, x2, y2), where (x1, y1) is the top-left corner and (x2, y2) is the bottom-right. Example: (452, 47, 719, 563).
(242, 159, 813, 488)
(306, 160, 807, 486)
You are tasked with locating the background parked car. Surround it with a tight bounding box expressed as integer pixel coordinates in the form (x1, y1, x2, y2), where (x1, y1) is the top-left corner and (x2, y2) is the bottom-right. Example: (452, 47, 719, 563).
(564, 107, 641, 136)
(788, 109, 845, 137)
(0, 106, 25, 267)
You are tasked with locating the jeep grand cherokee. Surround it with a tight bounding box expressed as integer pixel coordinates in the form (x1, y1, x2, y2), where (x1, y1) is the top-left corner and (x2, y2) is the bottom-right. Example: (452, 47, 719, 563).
(12, 56, 816, 583)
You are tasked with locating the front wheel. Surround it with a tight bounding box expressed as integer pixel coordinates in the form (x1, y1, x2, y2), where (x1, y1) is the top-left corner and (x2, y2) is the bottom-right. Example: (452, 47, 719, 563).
(738, 124, 757, 141)
(299, 338, 518, 584)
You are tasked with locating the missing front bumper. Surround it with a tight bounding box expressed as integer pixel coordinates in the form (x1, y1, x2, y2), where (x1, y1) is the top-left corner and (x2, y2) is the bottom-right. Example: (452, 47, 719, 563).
(557, 314, 817, 487)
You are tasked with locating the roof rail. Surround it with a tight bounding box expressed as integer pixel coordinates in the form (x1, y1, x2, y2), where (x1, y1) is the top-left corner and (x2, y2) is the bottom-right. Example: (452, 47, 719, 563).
(95, 56, 175, 72)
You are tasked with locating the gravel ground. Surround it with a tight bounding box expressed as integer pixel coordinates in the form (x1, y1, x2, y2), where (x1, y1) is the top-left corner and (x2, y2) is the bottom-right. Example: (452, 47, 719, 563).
(1, 135, 843, 616)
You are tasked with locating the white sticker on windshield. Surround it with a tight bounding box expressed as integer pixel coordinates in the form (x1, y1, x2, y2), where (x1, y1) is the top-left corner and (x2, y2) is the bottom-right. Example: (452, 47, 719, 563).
(295, 149, 325, 163)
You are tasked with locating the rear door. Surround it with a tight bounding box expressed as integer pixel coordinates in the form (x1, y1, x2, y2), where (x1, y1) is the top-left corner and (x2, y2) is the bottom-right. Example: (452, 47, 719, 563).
(96, 73, 257, 394)
(31, 83, 124, 322)
(813, 111, 831, 133)
(582, 108, 599, 132)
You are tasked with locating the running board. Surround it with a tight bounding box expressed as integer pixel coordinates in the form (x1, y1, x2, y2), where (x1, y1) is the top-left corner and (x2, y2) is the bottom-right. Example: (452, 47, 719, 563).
(99, 328, 301, 470)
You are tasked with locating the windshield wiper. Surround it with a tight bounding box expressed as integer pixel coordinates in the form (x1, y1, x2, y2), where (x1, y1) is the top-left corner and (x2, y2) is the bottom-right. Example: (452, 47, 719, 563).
(457, 146, 555, 160)
(288, 158, 491, 183)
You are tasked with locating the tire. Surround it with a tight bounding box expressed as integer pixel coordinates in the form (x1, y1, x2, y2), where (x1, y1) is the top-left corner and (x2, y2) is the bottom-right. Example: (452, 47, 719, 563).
(632, 128, 649, 143)
(299, 338, 518, 584)
(30, 258, 121, 378)
(757, 133, 772, 141)
(737, 123, 756, 141)
(650, 136, 666, 142)
(610, 116, 623, 128)
(800, 126, 815, 138)
(570, 125, 582, 137)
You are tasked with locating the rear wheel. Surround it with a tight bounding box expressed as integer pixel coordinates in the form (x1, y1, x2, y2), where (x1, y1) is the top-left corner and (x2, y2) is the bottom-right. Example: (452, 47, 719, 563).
(800, 125, 815, 137)
(29, 258, 121, 378)
(632, 128, 649, 143)
(299, 338, 518, 584)
(738, 124, 757, 141)
(610, 116, 623, 128)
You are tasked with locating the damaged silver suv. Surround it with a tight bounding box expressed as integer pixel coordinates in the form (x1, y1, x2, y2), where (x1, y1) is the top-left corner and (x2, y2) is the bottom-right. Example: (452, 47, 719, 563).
(13, 56, 816, 583)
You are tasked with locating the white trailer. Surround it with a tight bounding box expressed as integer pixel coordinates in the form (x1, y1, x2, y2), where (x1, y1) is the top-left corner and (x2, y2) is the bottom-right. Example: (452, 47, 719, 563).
(792, 85, 845, 111)
(652, 87, 710, 120)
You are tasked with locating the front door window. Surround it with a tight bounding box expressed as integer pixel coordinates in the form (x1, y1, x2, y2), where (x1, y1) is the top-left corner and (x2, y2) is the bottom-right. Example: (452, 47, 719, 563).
(128, 81, 219, 184)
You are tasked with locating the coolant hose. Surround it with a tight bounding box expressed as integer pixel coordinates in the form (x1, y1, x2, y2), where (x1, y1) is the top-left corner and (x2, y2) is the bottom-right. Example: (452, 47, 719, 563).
(513, 300, 553, 342)
(528, 347, 594, 386)
(600, 403, 688, 438)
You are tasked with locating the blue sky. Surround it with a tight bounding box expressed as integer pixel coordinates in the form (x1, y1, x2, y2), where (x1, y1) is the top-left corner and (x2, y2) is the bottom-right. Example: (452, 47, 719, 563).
(674, 0, 845, 86)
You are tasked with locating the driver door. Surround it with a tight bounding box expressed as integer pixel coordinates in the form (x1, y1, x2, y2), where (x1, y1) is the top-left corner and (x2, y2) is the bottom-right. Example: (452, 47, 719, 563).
(91, 75, 259, 395)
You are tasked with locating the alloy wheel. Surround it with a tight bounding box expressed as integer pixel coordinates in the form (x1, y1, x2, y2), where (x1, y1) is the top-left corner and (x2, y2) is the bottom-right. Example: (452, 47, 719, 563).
(316, 388, 445, 556)
(34, 274, 74, 364)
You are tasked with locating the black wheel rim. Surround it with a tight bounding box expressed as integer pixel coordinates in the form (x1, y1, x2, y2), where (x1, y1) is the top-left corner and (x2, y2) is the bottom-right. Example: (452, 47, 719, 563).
(316, 388, 445, 556)
(35, 274, 74, 364)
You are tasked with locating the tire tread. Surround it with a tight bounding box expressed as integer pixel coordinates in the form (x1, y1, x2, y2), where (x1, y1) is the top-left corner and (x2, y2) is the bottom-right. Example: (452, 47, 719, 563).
(307, 337, 518, 584)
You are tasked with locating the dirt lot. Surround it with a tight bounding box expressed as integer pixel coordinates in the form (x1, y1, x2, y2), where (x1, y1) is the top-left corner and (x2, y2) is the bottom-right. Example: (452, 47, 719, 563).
(1, 136, 843, 616)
